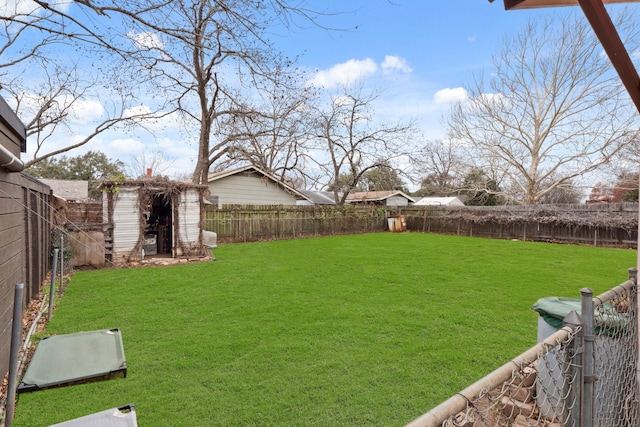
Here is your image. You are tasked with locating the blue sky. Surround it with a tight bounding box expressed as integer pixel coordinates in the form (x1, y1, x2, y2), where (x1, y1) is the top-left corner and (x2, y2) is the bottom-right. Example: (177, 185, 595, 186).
(7, 0, 635, 181)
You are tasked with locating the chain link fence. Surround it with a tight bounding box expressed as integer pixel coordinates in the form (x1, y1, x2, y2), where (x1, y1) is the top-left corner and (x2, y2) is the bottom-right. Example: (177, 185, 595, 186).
(407, 268, 639, 427)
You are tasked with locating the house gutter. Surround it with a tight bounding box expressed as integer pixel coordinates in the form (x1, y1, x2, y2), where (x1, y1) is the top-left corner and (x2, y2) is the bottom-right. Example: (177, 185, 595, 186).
(0, 96, 26, 172)
(0, 143, 25, 172)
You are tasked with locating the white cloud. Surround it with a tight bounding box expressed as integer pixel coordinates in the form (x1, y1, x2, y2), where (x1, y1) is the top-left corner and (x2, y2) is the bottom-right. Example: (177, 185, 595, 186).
(476, 92, 504, 105)
(308, 58, 378, 88)
(109, 138, 145, 156)
(381, 55, 412, 75)
(2, 0, 37, 14)
(2, 0, 71, 15)
(124, 105, 153, 118)
(127, 31, 164, 50)
(16, 93, 105, 125)
(69, 98, 105, 123)
(468, 35, 477, 43)
(331, 94, 353, 107)
(434, 87, 468, 104)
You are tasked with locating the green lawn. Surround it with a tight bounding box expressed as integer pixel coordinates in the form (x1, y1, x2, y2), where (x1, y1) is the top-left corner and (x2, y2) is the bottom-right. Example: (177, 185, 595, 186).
(11, 233, 636, 426)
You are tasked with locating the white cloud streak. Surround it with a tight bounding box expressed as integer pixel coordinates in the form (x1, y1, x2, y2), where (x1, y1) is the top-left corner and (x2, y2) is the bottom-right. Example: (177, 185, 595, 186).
(433, 87, 468, 104)
(381, 55, 412, 75)
(308, 58, 378, 89)
(127, 31, 164, 50)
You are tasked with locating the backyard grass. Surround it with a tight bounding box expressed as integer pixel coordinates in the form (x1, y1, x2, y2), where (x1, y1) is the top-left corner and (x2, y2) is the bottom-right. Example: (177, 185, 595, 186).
(11, 233, 636, 426)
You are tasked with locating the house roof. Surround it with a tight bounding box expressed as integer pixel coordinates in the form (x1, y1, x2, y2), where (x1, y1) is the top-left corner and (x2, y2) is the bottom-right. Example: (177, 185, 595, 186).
(298, 190, 337, 205)
(414, 196, 465, 206)
(40, 179, 89, 201)
(207, 165, 311, 202)
(346, 190, 415, 203)
(0, 95, 26, 143)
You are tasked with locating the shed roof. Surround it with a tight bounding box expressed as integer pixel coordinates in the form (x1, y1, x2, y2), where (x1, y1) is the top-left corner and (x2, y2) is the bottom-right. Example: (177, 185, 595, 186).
(99, 178, 208, 192)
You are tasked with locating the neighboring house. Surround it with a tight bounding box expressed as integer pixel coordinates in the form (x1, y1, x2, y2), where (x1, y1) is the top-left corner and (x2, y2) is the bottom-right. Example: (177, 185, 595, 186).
(414, 196, 465, 207)
(40, 179, 89, 202)
(297, 190, 337, 206)
(346, 190, 415, 207)
(207, 165, 311, 207)
(0, 95, 51, 387)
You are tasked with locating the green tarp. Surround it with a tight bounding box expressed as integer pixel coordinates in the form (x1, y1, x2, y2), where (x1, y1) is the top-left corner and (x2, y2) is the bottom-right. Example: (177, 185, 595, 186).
(19, 328, 126, 392)
(531, 297, 582, 329)
(531, 297, 630, 332)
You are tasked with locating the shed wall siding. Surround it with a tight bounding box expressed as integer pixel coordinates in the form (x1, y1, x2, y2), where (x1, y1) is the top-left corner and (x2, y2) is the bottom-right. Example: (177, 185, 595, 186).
(209, 173, 298, 207)
(176, 189, 201, 255)
(112, 188, 140, 257)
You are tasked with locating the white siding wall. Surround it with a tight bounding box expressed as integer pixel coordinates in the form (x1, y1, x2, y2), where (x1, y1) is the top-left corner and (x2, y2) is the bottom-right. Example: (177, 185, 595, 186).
(386, 195, 409, 207)
(112, 188, 140, 256)
(209, 172, 298, 207)
(176, 189, 201, 255)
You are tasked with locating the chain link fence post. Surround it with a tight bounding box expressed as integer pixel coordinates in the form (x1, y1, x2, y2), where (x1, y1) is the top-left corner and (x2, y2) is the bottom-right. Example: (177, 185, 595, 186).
(59, 233, 64, 296)
(48, 248, 59, 321)
(630, 267, 639, 427)
(581, 287, 595, 427)
(5, 283, 24, 427)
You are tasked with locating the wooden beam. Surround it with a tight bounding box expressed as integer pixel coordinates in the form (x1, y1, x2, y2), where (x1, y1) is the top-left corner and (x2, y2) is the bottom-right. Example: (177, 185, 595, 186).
(576, 0, 640, 113)
(504, 0, 638, 9)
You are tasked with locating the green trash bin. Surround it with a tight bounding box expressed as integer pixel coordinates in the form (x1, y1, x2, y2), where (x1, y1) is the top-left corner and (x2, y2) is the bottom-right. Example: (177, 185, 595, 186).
(531, 297, 581, 422)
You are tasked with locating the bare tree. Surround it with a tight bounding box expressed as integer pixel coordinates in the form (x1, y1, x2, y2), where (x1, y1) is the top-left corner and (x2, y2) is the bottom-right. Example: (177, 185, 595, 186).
(0, 10, 58, 77)
(415, 139, 467, 196)
(447, 13, 640, 205)
(62, 0, 324, 185)
(1, 4, 160, 165)
(1, 1, 130, 54)
(537, 177, 583, 204)
(2, 1, 323, 175)
(126, 148, 175, 179)
(311, 87, 415, 206)
(219, 69, 317, 186)
(2, 59, 155, 166)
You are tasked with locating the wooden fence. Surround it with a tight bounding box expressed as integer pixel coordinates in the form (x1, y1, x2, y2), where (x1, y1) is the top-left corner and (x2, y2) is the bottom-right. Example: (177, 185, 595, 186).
(204, 203, 639, 248)
(0, 172, 51, 391)
(396, 203, 638, 248)
(204, 205, 388, 243)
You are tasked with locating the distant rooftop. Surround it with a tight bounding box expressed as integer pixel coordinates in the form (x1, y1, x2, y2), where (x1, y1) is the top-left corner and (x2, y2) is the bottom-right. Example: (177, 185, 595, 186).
(40, 179, 89, 201)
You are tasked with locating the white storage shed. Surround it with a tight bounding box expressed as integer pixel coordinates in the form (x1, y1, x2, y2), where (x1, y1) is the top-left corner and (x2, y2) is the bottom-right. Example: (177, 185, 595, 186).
(100, 179, 209, 264)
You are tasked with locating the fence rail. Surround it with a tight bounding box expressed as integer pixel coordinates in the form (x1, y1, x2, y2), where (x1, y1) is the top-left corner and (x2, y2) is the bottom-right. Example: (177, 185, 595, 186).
(406, 268, 639, 427)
